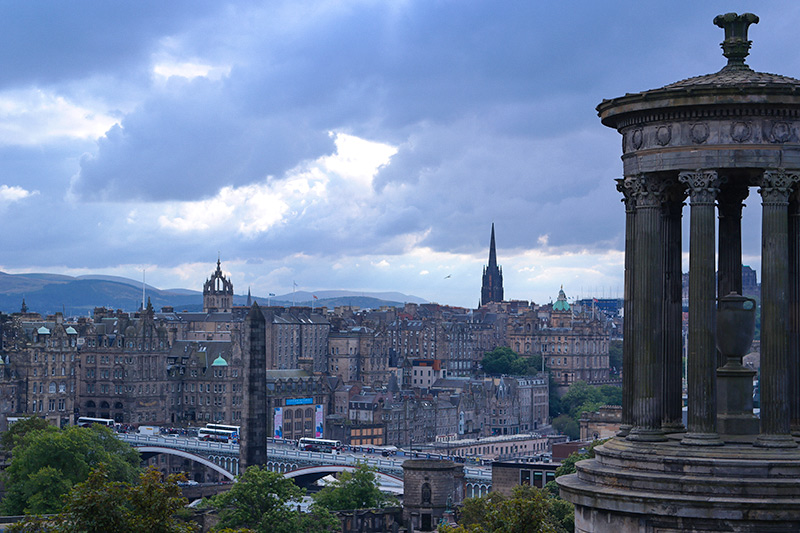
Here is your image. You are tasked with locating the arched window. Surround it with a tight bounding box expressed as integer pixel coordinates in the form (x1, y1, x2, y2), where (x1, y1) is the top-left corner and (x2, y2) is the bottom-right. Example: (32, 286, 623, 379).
(86, 401, 96, 408)
(100, 401, 110, 409)
(49, 382, 56, 394)
(58, 383, 66, 393)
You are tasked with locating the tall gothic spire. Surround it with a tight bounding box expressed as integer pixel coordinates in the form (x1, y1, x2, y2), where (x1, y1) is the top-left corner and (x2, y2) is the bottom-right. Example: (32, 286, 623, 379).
(488, 222, 498, 268)
(480, 223, 504, 307)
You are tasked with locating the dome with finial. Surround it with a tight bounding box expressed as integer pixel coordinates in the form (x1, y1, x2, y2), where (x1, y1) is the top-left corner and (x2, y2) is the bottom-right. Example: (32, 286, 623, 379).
(553, 286, 570, 312)
(211, 354, 228, 367)
(598, 12, 800, 131)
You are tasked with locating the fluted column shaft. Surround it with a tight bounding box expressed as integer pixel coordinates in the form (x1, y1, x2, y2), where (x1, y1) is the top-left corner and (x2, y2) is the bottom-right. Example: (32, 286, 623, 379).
(755, 169, 799, 448)
(679, 170, 723, 445)
(662, 186, 685, 432)
(628, 174, 666, 442)
(790, 191, 800, 435)
(617, 178, 636, 437)
(717, 184, 749, 367)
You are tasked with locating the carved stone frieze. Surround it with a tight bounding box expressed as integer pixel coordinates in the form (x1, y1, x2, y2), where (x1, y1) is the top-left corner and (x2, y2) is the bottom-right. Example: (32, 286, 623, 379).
(655, 125, 672, 146)
(621, 118, 798, 154)
(768, 121, 793, 143)
(731, 121, 752, 143)
(690, 123, 709, 144)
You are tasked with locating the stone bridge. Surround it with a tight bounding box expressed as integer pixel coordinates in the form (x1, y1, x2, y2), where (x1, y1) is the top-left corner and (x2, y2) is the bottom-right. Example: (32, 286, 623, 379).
(118, 434, 491, 496)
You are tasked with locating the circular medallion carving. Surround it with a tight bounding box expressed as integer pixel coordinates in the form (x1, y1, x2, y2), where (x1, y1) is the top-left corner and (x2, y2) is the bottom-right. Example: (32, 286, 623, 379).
(656, 125, 671, 146)
(770, 121, 791, 143)
(731, 121, 751, 143)
(631, 128, 643, 150)
(690, 123, 709, 144)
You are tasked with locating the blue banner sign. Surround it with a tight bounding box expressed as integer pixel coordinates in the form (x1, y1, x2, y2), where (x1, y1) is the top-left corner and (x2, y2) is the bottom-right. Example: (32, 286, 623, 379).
(286, 397, 313, 406)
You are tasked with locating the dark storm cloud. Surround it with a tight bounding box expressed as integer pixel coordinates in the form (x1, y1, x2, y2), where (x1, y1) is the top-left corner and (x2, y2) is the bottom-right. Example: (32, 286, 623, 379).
(0, 2, 224, 88)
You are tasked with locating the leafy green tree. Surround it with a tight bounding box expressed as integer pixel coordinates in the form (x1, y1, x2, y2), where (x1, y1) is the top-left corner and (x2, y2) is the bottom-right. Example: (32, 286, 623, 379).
(551, 414, 579, 440)
(0, 417, 53, 453)
(439, 485, 566, 533)
(313, 464, 397, 511)
(8, 466, 197, 533)
(1, 425, 140, 515)
(481, 347, 527, 375)
(208, 465, 338, 533)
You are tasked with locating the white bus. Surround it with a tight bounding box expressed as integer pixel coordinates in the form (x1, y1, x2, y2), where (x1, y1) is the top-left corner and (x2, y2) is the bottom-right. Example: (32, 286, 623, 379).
(198, 427, 238, 443)
(297, 437, 342, 453)
(76, 417, 116, 428)
(205, 423, 240, 436)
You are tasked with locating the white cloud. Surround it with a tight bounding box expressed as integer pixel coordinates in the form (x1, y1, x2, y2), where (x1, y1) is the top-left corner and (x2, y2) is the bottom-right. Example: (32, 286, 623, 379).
(0, 185, 37, 203)
(0, 89, 117, 145)
(155, 131, 396, 237)
(153, 61, 231, 81)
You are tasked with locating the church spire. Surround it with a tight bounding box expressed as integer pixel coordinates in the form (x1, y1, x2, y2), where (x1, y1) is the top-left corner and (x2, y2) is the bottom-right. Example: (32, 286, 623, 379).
(488, 222, 498, 268)
(480, 223, 504, 307)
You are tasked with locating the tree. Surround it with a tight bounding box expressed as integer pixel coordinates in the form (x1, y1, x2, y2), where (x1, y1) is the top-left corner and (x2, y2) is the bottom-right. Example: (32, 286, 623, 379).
(551, 414, 579, 441)
(208, 465, 338, 533)
(8, 466, 198, 533)
(1, 425, 140, 515)
(0, 417, 53, 453)
(312, 464, 397, 511)
(481, 347, 527, 375)
(439, 485, 567, 533)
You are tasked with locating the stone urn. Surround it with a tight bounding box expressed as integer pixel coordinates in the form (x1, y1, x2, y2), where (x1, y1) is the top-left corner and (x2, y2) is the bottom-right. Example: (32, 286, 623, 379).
(716, 292, 757, 367)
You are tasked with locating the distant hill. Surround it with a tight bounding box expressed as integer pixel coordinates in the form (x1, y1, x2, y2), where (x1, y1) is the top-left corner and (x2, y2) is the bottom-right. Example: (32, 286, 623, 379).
(0, 272, 426, 316)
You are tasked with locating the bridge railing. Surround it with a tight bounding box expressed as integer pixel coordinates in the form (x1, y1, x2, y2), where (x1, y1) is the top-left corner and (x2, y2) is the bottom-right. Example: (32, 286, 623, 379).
(116, 434, 491, 480)
(118, 434, 239, 454)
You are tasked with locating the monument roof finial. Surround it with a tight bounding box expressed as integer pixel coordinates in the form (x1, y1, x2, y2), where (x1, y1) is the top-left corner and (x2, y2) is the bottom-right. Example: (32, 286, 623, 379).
(713, 12, 759, 70)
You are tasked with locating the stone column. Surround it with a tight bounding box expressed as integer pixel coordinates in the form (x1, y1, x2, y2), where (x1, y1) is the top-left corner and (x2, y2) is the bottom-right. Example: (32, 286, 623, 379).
(627, 173, 666, 442)
(717, 183, 749, 365)
(616, 177, 636, 437)
(790, 190, 800, 435)
(755, 169, 799, 448)
(242, 302, 268, 469)
(661, 183, 685, 432)
(679, 170, 723, 446)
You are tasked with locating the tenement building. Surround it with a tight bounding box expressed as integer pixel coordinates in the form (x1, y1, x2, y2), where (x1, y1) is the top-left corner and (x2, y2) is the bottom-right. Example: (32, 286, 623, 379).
(558, 13, 800, 531)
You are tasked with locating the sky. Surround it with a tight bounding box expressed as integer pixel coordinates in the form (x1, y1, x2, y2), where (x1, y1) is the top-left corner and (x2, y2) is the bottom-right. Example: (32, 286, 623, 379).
(0, 1, 797, 308)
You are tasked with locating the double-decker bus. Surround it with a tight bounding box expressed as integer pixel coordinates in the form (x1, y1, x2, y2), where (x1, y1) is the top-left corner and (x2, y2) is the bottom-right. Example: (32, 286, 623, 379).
(297, 437, 342, 453)
(76, 417, 116, 428)
(197, 427, 238, 443)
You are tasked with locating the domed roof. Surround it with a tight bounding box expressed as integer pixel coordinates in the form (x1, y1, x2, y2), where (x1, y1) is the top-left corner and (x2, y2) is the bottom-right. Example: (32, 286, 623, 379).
(553, 286, 570, 312)
(598, 12, 800, 128)
(211, 355, 228, 367)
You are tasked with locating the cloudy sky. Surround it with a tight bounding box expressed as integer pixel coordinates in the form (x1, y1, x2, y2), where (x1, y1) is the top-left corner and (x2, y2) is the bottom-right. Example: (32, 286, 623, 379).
(0, 1, 796, 308)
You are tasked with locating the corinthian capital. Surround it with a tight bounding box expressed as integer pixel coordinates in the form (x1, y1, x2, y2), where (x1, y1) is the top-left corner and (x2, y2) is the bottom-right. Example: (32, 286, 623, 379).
(759, 169, 800, 205)
(629, 174, 667, 208)
(616, 178, 636, 211)
(679, 170, 722, 204)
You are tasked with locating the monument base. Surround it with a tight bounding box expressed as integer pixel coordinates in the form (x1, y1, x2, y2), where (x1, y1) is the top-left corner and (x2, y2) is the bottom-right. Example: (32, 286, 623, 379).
(558, 436, 800, 532)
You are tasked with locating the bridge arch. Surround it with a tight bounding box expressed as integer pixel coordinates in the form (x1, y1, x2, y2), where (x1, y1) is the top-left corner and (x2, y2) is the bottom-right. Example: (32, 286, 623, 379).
(135, 446, 235, 480)
(284, 465, 403, 490)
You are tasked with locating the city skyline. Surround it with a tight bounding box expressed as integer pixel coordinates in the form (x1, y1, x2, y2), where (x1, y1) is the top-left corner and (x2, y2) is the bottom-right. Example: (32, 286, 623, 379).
(0, 2, 792, 307)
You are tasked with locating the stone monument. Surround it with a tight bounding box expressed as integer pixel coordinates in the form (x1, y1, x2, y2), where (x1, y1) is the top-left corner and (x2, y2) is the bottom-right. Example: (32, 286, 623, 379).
(402, 459, 464, 532)
(241, 302, 267, 470)
(558, 13, 800, 531)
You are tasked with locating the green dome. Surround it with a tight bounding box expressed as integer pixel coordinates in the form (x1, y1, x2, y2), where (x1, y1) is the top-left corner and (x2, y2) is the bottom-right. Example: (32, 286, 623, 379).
(211, 355, 228, 367)
(553, 286, 570, 311)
